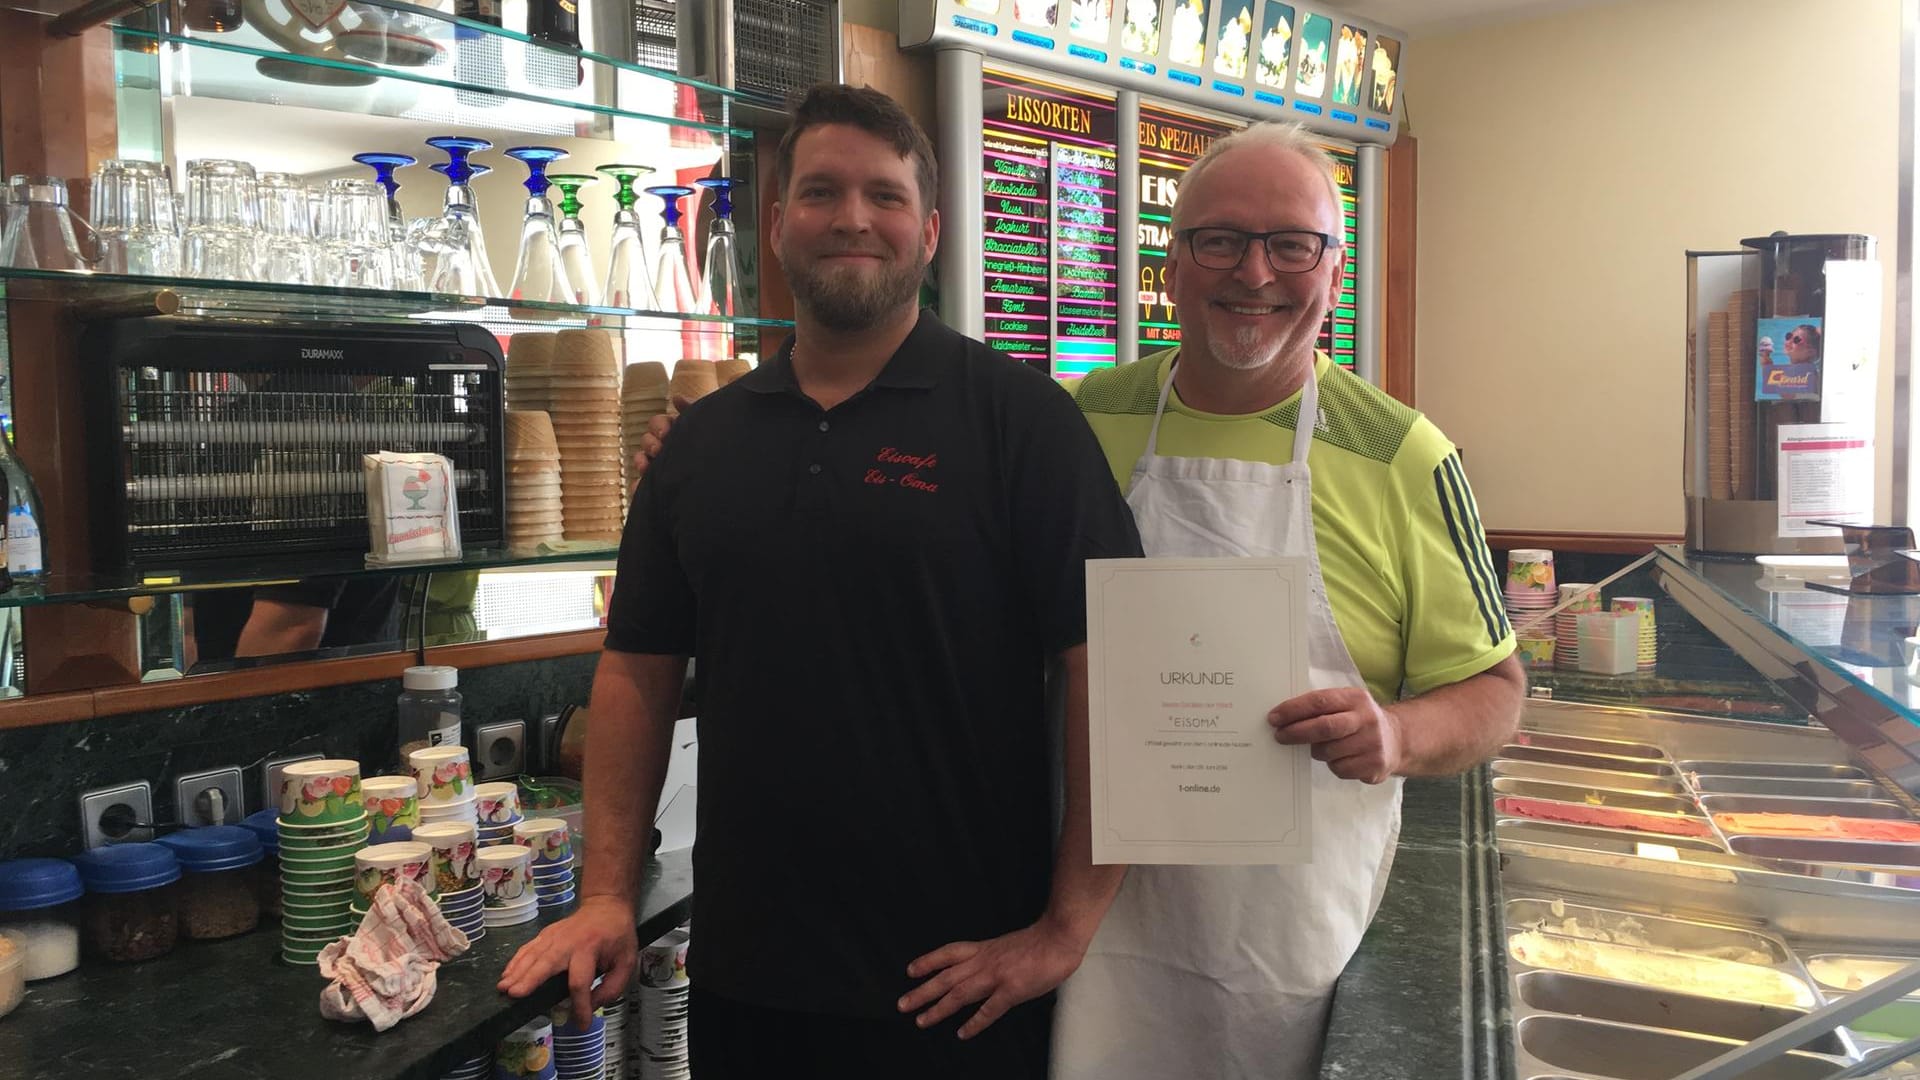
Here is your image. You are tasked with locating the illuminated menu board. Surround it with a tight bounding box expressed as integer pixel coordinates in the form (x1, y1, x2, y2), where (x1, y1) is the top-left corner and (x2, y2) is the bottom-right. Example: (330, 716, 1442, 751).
(982, 67, 1121, 379)
(1135, 102, 1239, 360)
(1318, 144, 1358, 369)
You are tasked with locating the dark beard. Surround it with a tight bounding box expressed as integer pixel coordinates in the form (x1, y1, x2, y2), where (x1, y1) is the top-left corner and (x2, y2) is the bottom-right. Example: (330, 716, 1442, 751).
(781, 242, 926, 331)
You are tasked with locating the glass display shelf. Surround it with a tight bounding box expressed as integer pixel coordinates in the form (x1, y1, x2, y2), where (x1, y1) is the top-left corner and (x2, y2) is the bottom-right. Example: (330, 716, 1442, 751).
(1516, 554, 1811, 724)
(1659, 545, 1920, 729)
(110, 15, 749, 142)
(0, 545, 619, 610)
(0, 266, 791, 334)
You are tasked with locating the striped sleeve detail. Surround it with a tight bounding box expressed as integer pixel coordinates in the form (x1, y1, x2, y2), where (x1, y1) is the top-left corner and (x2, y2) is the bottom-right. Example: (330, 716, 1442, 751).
(1433, 453, 1511, 646)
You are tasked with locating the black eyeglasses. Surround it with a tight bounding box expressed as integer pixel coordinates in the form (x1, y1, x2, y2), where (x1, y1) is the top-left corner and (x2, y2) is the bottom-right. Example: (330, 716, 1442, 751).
(1177, 227, 1342, 274)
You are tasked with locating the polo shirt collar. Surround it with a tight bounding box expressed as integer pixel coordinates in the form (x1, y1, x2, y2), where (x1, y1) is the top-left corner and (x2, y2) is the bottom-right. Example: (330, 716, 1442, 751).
(739, 308, 945, 395)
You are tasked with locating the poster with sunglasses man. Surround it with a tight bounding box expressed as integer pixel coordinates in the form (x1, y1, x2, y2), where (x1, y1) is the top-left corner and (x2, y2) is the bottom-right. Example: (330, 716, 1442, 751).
(1757, 316, 1822, 400)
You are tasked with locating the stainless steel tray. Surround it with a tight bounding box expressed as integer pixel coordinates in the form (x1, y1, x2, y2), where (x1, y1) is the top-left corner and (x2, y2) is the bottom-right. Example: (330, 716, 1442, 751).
(1806, 953, 1920, 1000)
(1698, 794, 1917, 820)
(1507, 897, 1789, 964)
(1512, 731, 1670, 761)
(1514, 1014, 1844, 1080)
(1681, 760, 1870, 781)
(1515, 970, 1849, 1055)
(1493, 759, 1691, 795)
(1728, 835, 1920, 872)
(1495, 819, 1727, 855)
(1492, 777, 1705, 816)
(1500, 745, 1678, 776)
(1692, 776, 1889, 799)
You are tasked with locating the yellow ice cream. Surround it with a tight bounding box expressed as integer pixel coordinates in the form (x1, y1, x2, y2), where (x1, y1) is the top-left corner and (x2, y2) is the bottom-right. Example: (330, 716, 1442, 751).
(1509, 930, 1814, 1007)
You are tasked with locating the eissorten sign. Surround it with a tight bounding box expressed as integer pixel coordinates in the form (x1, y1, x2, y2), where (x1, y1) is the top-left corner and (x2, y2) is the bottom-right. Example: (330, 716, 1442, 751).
(901, 0, 1406, 144)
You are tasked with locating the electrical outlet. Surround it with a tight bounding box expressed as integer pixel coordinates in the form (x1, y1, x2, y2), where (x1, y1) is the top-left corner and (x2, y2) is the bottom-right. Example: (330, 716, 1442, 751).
(473, 721, 526, 780)
(262, 753, 323, 815)
(174, 766, 244, 827)
(80, 781, 154, 849)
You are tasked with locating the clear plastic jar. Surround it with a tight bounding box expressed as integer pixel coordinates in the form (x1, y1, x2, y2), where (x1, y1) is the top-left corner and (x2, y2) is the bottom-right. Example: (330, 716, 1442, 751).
(0, 858, 84, 980)
(398, 664, 463, 765)
(71, 843, 182, 964)
(157, 826, 264, 941)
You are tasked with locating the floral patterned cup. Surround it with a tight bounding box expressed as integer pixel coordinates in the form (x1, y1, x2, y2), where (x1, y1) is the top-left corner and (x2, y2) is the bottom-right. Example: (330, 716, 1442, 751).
(495, 1017, 553, 1079)
(353, 841, 436, 903)
(408, 746, 474, 805)
(513, 818, 573, 866)
(476, 846, 532, 907)
(413, 821, 479, 893)
(1558, 582, 1603, 614)
(279, 759, 364, 825)
(475, 781, 521, 825)
(1505, 549, 1556, 596)
(1516, 637, 1556, 668)
(361, 776, 421, 841)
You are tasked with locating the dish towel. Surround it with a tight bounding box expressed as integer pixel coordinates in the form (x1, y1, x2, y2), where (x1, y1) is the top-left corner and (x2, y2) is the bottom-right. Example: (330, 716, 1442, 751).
(318, 878, 471, 1031)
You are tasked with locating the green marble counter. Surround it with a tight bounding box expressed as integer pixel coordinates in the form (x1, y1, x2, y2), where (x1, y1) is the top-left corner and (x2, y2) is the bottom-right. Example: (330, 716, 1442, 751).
(0, 849, 691, 1080)
(1320, 772, 1511, 1080)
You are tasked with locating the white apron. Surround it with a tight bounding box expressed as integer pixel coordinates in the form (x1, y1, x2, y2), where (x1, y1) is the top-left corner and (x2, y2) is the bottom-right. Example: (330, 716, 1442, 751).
(1052, 356, 1404, 1080)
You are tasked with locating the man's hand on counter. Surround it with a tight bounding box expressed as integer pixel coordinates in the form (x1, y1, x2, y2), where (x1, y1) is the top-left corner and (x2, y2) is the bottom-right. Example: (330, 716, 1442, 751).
(497, 894, 641, 1023)
(898, 919, 1090, 1040)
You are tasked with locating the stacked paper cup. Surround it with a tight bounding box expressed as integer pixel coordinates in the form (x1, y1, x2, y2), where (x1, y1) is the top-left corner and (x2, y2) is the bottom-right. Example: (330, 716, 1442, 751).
(506, 411, 565, 552)
(600, 995, 628, 1078)
(1504, 549, 1557, 652)
(550, 1001, 609, 1080)
(437, 1053, 490, 1080)
(362, 775, 421, 845)
(350, 840, 436, 919)
(622, 362, 670, 495)
(551, 329, 625, 544)
(1554, 584, 1602, 670)
(412, 746, 478, 827)
(496, 1016, 558, 1080)
(1612, 596, 1659, 671)
(479, 845, 537, 927)
(476, 781, 523, 848)
(277, 759, 368, 965)
(416, 821, 485, 943)
(516, 818, 577, 909)
(631, 927, 690, 1079)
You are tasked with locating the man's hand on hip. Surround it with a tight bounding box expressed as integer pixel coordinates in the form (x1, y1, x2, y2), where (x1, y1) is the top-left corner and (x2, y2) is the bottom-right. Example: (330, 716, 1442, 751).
(1267, 687, 1406, 784)
(497, 894, 640, 1023)
(899, 919, 1090, 1039)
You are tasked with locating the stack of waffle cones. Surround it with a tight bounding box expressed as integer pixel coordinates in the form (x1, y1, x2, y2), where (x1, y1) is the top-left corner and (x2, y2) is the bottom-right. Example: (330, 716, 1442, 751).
(549, 329, 624, 544)
(623, 362, 670, 494)
(505, 332, 556, 413)
(505, 411, 563, 551)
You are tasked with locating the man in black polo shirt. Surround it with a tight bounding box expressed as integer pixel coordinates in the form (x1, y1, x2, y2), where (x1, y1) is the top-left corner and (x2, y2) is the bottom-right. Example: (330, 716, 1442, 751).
(498, 84, 1141, 1078)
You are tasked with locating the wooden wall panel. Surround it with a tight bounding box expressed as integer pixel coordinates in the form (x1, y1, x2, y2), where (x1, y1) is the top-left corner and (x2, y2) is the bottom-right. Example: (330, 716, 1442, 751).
(1384, 133, 1416, 407)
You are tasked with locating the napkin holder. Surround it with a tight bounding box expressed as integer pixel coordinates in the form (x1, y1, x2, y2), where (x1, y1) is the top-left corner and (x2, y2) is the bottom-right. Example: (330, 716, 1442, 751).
(364, 452, 462, 566)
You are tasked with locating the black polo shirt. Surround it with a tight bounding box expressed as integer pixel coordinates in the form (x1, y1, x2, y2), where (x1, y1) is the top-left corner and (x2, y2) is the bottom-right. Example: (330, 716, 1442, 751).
(605, 309, 1141, 1019)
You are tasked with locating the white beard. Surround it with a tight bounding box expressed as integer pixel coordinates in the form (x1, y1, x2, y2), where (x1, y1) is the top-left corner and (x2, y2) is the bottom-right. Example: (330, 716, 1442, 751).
(1207, 324, 1283, 370)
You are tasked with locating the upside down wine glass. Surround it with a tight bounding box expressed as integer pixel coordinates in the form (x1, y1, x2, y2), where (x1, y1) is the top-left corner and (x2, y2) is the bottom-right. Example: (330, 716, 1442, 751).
(416, 136, 500, 297)
(695, 176, 743, 359)
(353, 152, 421, 290)
(645, 184, 699, 319)
(504, 145, 571, 305)
(597, 163, 655, 310)
(547, 173, 598, 307)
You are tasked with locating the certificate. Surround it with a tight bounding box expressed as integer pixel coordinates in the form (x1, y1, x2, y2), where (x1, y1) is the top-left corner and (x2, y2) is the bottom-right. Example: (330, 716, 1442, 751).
(1086, 557, 1313, 865)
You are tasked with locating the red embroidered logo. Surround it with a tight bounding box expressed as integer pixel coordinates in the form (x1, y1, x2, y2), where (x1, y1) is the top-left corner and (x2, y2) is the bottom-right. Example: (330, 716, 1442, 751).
(865, 446, 940, 493)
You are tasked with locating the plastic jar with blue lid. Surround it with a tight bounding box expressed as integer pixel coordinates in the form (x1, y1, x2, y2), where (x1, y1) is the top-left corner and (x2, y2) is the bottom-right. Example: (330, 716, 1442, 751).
(157, 826, 264, 941)
(71, 843, 181, 962)
(0, 858, 83, 980)
(240, 808, 282, 917)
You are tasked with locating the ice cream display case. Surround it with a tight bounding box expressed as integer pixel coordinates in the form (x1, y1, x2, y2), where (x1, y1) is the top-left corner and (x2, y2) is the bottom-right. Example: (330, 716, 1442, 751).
(1484, 546, 1920, 1079)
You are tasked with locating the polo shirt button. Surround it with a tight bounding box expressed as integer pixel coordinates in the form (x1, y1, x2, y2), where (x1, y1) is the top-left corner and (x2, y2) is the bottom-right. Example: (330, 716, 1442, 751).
(808, 463, 822, 475)
(818, 420, 830, 432)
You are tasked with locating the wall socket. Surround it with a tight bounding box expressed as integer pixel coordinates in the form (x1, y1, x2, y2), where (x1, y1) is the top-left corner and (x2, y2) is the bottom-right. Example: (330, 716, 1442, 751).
(473, 720, 526, 780)
(80, 781, 154, 849)
(175, 767, 245, 827)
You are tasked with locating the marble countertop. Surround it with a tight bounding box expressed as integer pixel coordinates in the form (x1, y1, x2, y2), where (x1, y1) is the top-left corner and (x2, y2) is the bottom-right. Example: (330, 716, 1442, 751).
(1, 848, 692, 1080)
(1320, 772, 1511, 1080)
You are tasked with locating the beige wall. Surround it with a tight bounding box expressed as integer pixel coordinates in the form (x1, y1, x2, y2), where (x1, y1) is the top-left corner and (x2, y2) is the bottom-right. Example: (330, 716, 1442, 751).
(1411, 0, 1900, 535)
